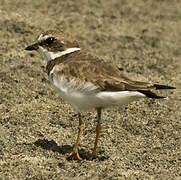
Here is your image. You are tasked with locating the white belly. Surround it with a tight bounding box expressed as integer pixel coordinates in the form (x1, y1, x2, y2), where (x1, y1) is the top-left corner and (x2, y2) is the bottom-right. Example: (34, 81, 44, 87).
(49, 74, 146, 112)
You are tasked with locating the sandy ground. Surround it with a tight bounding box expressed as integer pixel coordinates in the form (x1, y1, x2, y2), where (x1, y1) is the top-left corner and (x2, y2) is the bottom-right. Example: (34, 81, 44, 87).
(0, 0, 181, 179)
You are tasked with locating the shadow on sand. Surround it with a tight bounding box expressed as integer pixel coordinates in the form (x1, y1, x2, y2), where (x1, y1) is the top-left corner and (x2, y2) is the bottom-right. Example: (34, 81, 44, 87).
(34, 139, 108, 161)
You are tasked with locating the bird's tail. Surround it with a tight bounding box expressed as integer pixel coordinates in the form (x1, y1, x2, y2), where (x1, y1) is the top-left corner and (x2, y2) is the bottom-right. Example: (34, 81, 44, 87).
(154, 84, 176, 90)
(138, 84, 175, 99)
(138, 90, 165, 99)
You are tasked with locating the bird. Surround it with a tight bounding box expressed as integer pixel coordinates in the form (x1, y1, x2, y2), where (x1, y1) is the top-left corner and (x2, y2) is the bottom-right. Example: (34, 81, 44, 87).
(25, 29, 175, 160)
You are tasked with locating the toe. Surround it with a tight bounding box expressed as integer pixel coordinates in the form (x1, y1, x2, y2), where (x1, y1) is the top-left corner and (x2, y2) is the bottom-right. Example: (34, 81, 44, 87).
(66, 151, 82, 160)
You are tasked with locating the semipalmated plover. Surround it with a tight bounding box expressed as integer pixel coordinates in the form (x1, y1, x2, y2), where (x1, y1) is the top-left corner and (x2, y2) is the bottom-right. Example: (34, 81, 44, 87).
(25, 30, 175, 160)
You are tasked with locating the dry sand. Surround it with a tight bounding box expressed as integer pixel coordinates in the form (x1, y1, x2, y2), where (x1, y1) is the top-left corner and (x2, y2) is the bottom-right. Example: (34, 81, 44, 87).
(0, 0, 180, 179)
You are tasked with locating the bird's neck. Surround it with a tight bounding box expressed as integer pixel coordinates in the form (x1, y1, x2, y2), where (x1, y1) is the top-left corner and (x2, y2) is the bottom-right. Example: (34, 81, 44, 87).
(37, 47, 81, 62)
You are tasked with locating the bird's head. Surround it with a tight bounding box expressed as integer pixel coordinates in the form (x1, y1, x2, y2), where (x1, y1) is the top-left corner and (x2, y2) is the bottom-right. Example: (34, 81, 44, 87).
(25, 30, 80, 61)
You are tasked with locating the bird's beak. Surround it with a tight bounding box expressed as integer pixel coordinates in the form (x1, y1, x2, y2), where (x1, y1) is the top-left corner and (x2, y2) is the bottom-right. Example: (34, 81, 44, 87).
(25, 43, 39, 51)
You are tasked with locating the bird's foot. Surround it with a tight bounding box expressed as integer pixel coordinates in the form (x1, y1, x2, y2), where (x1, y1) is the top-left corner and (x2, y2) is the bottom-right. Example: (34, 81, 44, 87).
(66, 150, 82, 160)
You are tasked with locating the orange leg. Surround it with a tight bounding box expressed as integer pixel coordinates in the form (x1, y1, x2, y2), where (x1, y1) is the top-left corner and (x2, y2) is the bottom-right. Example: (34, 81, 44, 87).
(89, 108, 102, 160)
(67, 113, 84, 160)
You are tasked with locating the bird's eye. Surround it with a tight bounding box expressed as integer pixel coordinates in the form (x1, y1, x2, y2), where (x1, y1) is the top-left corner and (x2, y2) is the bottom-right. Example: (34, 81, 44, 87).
(45, 37, 55, 45)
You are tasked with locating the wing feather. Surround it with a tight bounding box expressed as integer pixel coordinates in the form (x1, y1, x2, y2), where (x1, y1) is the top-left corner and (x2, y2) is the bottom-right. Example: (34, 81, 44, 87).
(46, 51, 173, 94)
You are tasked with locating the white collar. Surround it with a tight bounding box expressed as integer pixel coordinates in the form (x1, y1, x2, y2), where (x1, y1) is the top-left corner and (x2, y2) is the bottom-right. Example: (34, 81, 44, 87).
(37, 47, 81, 61)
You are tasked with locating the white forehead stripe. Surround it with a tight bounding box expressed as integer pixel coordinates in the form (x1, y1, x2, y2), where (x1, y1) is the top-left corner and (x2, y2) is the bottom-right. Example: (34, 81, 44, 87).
(37, 34, 65, 44)
(38, 34, 50, 41)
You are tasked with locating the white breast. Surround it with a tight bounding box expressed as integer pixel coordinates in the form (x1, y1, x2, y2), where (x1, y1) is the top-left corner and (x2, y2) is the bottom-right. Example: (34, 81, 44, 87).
(49, 71, 146, 112)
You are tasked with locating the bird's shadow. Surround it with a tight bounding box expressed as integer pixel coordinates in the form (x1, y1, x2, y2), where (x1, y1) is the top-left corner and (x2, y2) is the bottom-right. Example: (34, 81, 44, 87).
(34, 139, 72, 154)
(34, 139, 108, 161)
